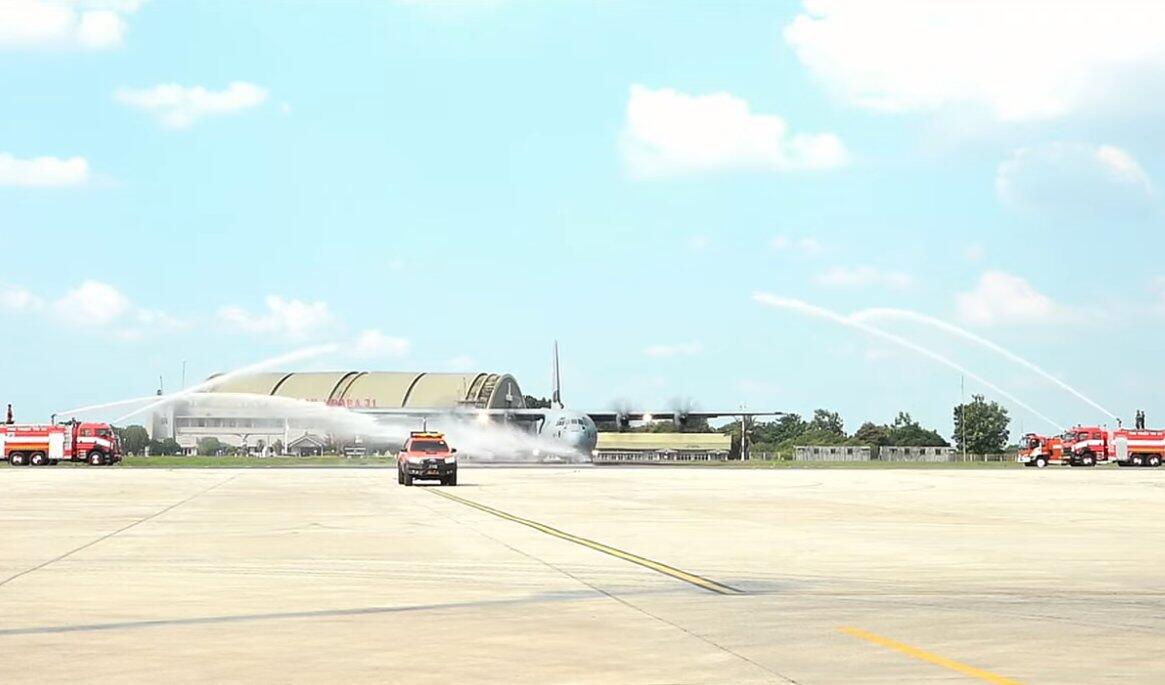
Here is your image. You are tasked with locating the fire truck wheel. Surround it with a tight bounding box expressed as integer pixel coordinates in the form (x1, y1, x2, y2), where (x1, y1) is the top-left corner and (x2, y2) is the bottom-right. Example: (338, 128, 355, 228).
(1081, 454, 1096, 467)
(403, 470, 413, 486)
(1034, 457, 1048, 468)
(397, 467, 404, 484)
(89, 452, 105, 466)
(30, 452, 48, 467)
(10, 452, 28, 466)
(1149, 456, 1162, 468)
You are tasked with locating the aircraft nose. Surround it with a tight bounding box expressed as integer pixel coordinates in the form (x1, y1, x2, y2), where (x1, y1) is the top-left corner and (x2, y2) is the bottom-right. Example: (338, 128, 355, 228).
(564, 430, 587, 447)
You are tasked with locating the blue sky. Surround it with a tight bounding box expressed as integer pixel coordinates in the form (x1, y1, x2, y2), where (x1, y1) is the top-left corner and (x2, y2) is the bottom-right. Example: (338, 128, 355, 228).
(3, 1, 1164, 437)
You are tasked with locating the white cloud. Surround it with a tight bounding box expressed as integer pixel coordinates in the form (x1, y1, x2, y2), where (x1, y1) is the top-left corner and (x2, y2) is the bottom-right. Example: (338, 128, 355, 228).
(621, 84, 848, 178)
(813, 265, 912, 289)
(0, 284, 44, 311)
(218, 296, 332, 339)
(995, 143, 1152, 212)
(956, 271, 1064, 326)
(53, 280, 130, 326)
(0, 152, 89, 187)
(643, 341, 703, 358)
(2, 279, 180, 337)
(353, 329, 410, 358)
(784, 0, 1165, 122)
(771, 235, 823, 255)
(134, 307, 184, 329)
(115, 81, 269, 129)
(0, 0, 140, 50)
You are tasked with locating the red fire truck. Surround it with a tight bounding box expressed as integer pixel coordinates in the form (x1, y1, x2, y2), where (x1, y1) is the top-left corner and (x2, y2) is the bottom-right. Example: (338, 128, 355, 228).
(1017, 433, 1065, 468)
(1, 420, 122, 466)
(1063, 425, 1165, 468)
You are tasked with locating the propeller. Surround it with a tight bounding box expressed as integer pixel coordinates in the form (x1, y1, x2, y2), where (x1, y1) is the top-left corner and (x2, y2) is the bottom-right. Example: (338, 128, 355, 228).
(668, 396, 697, 427)
(608, 398, 635, 431)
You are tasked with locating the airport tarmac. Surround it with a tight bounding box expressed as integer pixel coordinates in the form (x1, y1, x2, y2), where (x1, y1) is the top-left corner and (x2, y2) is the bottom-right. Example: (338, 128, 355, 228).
(1, 466, 1163, 684)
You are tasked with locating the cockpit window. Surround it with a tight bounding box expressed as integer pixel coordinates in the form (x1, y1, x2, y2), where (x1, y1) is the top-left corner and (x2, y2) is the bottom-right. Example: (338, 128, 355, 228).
(555, 417, 566, 427)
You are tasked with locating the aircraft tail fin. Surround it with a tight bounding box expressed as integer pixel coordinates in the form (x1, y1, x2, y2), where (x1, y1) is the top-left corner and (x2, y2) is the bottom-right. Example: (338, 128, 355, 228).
(551, 341, 563, 408)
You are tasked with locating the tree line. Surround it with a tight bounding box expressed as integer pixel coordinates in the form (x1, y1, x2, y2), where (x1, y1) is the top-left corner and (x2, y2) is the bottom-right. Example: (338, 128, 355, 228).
(692, 395, 1012, 455)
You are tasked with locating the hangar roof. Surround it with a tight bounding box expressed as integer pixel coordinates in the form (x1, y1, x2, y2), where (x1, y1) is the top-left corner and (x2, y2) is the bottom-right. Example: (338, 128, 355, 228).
(271, 372, 357, 403)
(204, 371, 525, 410)
(208, 372, 291, 396)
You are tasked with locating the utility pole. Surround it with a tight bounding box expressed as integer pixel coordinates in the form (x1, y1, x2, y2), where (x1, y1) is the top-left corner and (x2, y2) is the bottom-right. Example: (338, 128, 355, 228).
(960, 375, 967, 462)
(739, 405, 748, 461)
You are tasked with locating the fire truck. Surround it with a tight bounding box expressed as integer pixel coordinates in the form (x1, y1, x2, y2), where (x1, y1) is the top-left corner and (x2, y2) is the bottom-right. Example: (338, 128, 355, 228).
(1063, 425, 1165, 468)
(1017, 433, 1065, 468)
(1, 418, 123, 467)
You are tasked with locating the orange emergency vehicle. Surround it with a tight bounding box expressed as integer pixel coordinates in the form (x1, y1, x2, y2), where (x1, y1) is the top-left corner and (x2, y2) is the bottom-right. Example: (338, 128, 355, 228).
(397, 431, 457, 486)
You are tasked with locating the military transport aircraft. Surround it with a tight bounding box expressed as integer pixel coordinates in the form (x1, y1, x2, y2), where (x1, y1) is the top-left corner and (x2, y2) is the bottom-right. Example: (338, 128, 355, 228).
(358, 343, 785, 457)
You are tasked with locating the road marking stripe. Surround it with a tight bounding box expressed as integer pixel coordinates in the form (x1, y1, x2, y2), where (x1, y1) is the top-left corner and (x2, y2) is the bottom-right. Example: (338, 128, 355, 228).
(429, 489, 742, 595)
(838, 626, 1021, 685)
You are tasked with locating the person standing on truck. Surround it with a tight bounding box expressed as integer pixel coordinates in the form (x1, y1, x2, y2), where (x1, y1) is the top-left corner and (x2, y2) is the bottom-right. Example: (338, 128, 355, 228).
(5, 404, 12, 425)
(1136, 410, 1146, 430)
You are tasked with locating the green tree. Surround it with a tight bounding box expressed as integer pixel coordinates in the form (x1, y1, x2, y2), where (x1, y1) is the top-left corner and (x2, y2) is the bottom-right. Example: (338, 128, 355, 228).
(764, 414, 808, 444)
(853, 421, 891, 447)
(719, 413, 808, 450)
(197, 437, 224, 456)
(887, 412, 949, 447)
(808, 409, 845, 437)
(147, 438, 182, 456)
(272, 439, 284, 455)
(524, 395, 553, 409)
(952, 395, 1010, 454)
(115, 425, 150, 455)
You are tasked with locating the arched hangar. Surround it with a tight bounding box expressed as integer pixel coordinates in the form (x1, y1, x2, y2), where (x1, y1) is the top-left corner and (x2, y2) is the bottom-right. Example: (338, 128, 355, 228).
(206, 371, 527, 410)
(152, 371, 528, 453)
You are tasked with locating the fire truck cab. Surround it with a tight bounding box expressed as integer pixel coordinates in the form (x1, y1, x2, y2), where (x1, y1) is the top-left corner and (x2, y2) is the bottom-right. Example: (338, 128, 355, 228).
(1, 421, 122, 467)
(1017, 433, 1064, 468)
(397, 431, 457, 486)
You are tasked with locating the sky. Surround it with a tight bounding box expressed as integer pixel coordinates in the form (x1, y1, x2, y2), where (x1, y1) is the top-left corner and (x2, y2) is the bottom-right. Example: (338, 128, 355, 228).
(3, 0, 1165, 437)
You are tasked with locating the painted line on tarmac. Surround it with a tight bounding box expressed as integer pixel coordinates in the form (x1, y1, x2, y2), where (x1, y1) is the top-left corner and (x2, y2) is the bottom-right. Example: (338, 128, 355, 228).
(429, 489, 742, 595)
(838, 626, 1020, 684)
(0, 474, 238, 590)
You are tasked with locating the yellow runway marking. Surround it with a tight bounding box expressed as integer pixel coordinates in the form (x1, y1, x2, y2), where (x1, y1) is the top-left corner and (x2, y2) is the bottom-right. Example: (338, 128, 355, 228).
(429, 489, 742, 595)
(839, 626, 1021, 684)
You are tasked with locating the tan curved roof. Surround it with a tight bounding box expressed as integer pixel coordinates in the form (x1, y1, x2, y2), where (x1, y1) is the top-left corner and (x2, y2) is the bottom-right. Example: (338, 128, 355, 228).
(403, 373, 485, 408)
(203, 370, 524, 410)
(271, 372, 355, 403)
(340, 373, 423, 408)
(207, 372, 291, 396)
